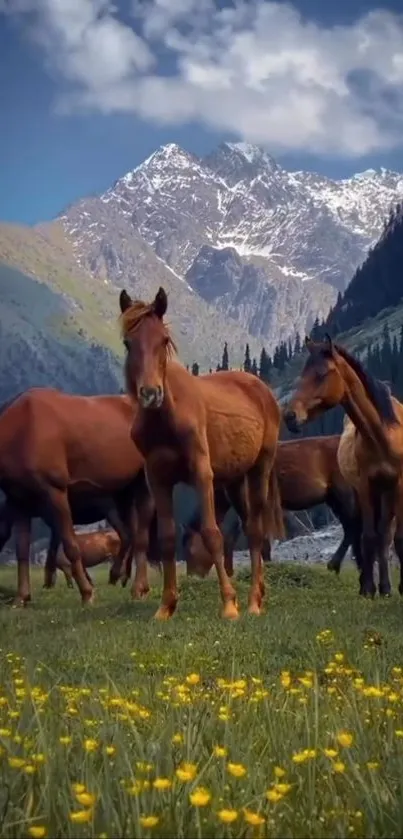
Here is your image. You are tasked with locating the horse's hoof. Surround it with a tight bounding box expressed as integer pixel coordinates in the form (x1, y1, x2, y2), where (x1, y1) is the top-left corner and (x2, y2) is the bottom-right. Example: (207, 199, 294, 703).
(248, 602, 262, 616)
(154, 605, 175, 621)
(399, 584, 403, 596)
(12, 596, 30, 609)
(131, 587, 150, 601)
(221, 601, 240, 620)
(379, 590, 392, 598)
(82, 590, 95, 606)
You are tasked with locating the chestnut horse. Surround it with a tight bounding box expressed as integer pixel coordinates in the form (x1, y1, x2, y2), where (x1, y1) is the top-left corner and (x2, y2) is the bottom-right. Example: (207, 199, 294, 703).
(0, 389, 155, 606)
(183, 435, 361, 577)
(283, 336, 403, 597)
(119, 286, 284, 620)
(55, 529, 121, 588)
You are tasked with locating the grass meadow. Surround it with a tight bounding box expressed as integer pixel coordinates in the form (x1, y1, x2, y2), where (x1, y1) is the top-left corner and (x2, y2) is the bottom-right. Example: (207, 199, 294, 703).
(1, 561, 403, 838)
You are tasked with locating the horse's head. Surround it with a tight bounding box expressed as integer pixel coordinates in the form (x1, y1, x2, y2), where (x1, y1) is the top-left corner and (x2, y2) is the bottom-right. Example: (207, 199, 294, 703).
(119, 287, 175, 410)
(283, 335, 345, 433)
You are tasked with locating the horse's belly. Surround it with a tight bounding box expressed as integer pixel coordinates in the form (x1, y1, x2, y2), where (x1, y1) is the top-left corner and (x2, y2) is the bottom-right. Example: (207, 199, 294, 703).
(207, 418, 263, 481)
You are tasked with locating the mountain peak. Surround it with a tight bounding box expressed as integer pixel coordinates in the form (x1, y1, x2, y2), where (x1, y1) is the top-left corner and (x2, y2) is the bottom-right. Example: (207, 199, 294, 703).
(223, 141, 277, 168)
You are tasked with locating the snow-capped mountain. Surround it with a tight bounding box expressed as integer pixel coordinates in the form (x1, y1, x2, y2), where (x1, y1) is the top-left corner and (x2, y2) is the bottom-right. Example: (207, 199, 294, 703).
(59, 141, 403, 352)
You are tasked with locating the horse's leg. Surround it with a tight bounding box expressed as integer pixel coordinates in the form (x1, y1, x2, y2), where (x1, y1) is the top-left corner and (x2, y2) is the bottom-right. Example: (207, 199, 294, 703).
(193, 457, 238, 620)
(245, 458, 272, 616)
(145, 472, 178, 620)
(373, 481, 395, 597)
(131, 490, 155, 601)
(325, 491, 355, 574)
(0, 500, 13, 553)
(358, 480, 378, 598)
(107, 505, 131, 586)
(46, 488, 93, 604)
(215, 487, 233, 577)
(43, 529, 59, 588)
(394, 507, 403, 595)
(13, 512, 32, 607)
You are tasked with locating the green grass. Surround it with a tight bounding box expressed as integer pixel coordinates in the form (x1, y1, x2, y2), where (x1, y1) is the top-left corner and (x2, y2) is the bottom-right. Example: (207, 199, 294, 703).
(1, 562, 403, 838)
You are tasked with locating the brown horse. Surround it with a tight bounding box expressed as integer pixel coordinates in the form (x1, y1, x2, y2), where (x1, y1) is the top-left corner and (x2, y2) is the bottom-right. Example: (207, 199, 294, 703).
(183, 435, 361, 577)
(0, 389, 155, 606)
(55, 529, 121, 587)
(119, 286, 284, 620)
(283, 336, 403, 597)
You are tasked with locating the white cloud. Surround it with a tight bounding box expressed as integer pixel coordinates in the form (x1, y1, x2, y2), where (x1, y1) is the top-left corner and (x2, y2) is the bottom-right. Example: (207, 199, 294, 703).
(3, 0, 403, 157)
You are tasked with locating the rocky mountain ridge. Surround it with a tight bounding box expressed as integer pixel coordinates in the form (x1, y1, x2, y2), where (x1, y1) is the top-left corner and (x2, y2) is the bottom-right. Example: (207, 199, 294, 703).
(59, 141, 403, 351)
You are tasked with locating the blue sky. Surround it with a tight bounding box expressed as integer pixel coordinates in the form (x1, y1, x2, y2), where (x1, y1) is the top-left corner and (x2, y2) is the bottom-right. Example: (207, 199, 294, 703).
(1, 0, 403, 224)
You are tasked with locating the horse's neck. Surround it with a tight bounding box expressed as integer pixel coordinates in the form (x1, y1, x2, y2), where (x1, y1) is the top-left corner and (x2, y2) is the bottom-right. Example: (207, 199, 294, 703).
(339, 361, 397, 462)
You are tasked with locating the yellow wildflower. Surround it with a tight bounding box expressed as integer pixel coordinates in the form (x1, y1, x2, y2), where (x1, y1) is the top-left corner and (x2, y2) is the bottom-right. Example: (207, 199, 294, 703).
(153, 778, 172, 791)
(139, 816, 159, 829)
(59, 736, 72, 746)
(275, 783, 292, 795)
(105, 746, 116, 757)
(227, 762, 246, 778)
(324, 748, 338, 759)
(171, 733, 183, 744)
(395, 730, 403, 738)
(266, 789, 283, 803)
(243, 810, 265, 826)
(367, 761, 379, 770)
(280, 671, 291, 688)
(176, 762, 197, 782)
(84, 738, 98, 753)
(274, 766, 286, 778)
(333, 761, 346, 773)
(190, 787, 211, 807)
(70, 810, 93, 824)
(24, 765, 36, 775)
(217, 809, 238, 823)
(28, 828, 47, 839)
(337, 731, 353, 748)
(72, 783, 86, 794)
(75, 792, 97, 808)
(213, 745, 227, 758)
(8, 757, 25, 768)
(186, 673, 200, 685)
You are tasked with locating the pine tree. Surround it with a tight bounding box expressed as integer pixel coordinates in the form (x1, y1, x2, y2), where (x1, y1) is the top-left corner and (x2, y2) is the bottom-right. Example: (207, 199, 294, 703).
(191, 362, 200, 376)
(221, 342, 229, 371)
(293, 332, 301, 356)
(251, 358, 258, 375)
(243, 344, 251, 373)
(259, 347, 271, 381)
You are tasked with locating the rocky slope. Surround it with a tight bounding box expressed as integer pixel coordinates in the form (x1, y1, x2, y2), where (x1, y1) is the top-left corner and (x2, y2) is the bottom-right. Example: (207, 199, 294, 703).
(59, 141, 403, 350)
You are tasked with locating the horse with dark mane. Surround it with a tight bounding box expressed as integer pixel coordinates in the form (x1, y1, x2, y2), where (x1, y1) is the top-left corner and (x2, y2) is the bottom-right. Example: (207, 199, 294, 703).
(182, 435, 361, 577)
(283, 336, 403, 597)
(0, 388, 155, 605)
(119, 286, 284, 620)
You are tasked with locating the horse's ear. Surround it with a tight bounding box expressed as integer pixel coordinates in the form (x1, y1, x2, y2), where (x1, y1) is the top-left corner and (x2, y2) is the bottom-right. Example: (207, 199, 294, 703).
(324, 333, 334, 354)
(153, 287, 168, 319)
(119, 289, 132, 314)
(305, 336, 314, 352)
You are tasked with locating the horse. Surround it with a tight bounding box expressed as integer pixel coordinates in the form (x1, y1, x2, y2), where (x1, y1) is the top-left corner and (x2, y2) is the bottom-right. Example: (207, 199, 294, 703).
(54, 529, 122, 588)
(119, 286, 284, 620)
(0, 388, 155, 606)
(283, 336, 403, 597)
(182, 435, 361, 577)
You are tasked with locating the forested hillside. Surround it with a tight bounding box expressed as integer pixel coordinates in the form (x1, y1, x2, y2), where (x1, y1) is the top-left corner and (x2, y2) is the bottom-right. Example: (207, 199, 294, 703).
(0, 262, 122, 403)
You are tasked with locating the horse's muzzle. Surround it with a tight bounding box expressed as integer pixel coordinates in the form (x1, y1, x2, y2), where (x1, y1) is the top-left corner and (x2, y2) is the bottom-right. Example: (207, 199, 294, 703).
(139, 386, 164, 409)
(283, 409, 302, 434)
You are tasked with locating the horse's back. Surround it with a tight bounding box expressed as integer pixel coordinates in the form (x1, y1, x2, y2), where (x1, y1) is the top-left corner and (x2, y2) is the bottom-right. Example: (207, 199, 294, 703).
(0, 387, 142, 489)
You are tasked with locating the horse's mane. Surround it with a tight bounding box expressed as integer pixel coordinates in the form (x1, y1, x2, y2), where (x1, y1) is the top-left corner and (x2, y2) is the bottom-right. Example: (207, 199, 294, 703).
(120, 300, 177, 357)
(335, 343, 398, 425)
(0, 392, 24, 416)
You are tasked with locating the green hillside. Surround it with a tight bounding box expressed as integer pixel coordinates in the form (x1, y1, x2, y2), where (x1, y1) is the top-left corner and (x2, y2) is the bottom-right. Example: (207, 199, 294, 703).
(274, 299, 403, 401)
(0, 261, 122, 402)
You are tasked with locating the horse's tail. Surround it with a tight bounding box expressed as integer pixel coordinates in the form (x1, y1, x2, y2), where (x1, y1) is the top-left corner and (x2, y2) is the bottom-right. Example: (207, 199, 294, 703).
(264, 466, 285, 542)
